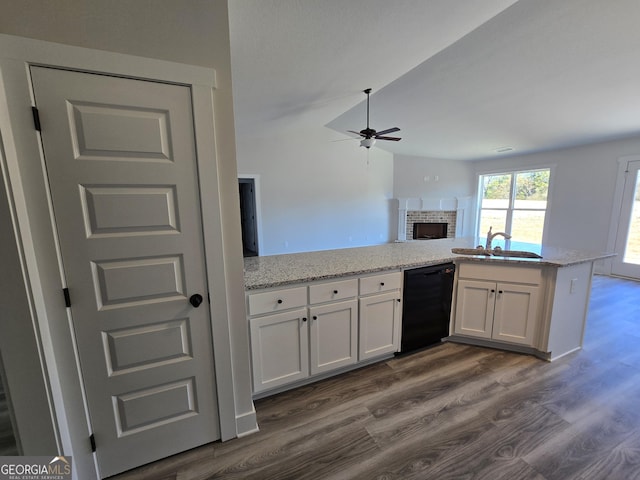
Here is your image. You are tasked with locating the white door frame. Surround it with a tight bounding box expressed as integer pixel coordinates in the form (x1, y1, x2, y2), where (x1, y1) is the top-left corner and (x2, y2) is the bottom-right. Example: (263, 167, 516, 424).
(608, 154, 640, 278)
(0, 34, 254, 479)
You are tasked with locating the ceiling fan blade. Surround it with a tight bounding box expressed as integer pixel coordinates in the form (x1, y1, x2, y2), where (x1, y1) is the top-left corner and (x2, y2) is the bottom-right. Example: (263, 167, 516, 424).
(373, 127, 400, 137)
(376, 136, 401, 141)
(347, 130, 366, 137)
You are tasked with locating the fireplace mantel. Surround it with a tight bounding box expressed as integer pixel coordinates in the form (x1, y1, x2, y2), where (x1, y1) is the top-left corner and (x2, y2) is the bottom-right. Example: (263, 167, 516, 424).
(395, 197, 473, 241)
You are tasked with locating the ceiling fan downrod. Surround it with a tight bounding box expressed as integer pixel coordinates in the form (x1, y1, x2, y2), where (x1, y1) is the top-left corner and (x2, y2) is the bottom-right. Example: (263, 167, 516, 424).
(364, 88, 372, 132)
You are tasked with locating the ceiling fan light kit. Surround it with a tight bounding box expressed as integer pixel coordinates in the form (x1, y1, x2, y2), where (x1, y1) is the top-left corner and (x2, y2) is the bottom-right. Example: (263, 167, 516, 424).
(349, 88, 401, 149)
(360, 137, 376, 148)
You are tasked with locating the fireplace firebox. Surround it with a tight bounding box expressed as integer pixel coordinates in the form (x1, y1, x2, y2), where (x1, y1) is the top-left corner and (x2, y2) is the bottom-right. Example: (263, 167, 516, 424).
(412, 222, 448, 240)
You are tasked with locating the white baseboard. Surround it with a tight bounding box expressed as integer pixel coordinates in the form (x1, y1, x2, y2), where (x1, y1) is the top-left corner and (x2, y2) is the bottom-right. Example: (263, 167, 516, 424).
(235, 407, 259, 438)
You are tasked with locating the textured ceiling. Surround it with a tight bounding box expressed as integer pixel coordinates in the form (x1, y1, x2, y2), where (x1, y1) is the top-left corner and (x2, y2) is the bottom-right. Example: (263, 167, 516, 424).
(229, 0, 640, 160)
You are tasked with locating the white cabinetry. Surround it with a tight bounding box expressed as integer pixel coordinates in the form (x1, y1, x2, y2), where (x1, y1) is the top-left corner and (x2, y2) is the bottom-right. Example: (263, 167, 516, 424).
(248, 286, 308, 393)
(358, 272, 402, 360)
(249, 308, 309, 392)
(308, 273, 359, 375)
(248, 271, 401, 395)
(309, 299, 358, 375)
(453, 263, 541, 347)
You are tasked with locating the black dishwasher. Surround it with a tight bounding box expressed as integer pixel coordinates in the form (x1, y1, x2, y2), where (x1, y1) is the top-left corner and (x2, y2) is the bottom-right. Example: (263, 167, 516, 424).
(400, 263, 455, 353)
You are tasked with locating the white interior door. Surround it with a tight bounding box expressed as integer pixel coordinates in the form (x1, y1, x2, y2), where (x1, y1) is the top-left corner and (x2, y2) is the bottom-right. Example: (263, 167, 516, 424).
(613, 160, 640, 279)
(30, 66, 220, 478)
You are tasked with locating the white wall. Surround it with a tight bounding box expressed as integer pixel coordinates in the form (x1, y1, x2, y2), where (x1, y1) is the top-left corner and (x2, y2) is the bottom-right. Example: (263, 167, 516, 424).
(393, 154, 475, 199)
(472, 136, 640, 256)
(236, 126, 395, 255)
(392, 154, 476, 237)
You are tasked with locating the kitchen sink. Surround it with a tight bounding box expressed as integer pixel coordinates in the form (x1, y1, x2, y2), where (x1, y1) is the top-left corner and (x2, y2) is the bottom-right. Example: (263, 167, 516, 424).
(451, 247, 491, 256)
(492, 249, 542, 259)
(451, 247, 542, 259)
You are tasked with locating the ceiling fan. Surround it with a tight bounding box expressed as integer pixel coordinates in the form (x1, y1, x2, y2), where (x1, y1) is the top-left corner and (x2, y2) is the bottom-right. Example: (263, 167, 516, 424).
(348, 88, 401, 149)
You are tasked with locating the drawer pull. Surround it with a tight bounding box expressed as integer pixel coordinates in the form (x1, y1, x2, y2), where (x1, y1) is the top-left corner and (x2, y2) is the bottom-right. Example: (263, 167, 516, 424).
(277, 299, 283, 304)
(333, 290, 338, 294)
(380, 282, 385, 286)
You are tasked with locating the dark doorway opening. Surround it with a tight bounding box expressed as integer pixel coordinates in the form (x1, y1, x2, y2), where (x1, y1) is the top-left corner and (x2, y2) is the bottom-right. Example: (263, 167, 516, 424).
(239, 178, 258, 257)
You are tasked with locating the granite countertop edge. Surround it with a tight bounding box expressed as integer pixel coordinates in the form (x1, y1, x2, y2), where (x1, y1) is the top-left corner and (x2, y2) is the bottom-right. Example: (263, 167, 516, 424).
(243, 238, 615, 290)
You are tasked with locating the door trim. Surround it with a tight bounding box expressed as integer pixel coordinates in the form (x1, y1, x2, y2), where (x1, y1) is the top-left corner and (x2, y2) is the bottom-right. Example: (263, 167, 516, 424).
(607, 154, 640, 276)
(0, 34, 254, 479)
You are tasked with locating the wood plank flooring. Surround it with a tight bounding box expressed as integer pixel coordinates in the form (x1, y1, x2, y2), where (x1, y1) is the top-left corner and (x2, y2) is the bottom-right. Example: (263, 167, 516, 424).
(112, 275, 640, 480)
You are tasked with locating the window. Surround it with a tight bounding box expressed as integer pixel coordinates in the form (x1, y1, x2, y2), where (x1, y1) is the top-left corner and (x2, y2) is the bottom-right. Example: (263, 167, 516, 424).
(477, 168, 550, 247)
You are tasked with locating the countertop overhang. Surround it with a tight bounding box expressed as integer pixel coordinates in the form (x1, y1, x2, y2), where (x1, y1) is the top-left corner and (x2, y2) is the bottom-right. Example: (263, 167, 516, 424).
(243, 238, 615, 290)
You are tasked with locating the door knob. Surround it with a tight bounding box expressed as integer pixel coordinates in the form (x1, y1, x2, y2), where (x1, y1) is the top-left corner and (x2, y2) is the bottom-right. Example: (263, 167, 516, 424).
(189, 294, 204, 308)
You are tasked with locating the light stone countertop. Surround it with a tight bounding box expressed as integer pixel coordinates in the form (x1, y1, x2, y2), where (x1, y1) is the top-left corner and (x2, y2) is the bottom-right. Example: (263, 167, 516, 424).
(243, 237, 615, 290)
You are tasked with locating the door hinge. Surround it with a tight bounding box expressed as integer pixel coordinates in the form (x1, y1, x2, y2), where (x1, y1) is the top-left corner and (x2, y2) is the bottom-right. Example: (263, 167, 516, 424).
(89, 433, 96, 452)
(32, 106, 41, 131)
(63, 288, 71, 308)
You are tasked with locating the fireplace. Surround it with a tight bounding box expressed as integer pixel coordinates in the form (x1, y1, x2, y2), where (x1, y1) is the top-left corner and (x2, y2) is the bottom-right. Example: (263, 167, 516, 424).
(395, 197, 471, 241)
(412, 222, 448, 240)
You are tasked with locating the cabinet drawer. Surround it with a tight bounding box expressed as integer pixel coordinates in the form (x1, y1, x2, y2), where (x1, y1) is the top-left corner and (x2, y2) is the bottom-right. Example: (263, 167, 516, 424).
(248, 286, 307, 316)
(359, 271, 401, 295)
(309, 278, 358, 304)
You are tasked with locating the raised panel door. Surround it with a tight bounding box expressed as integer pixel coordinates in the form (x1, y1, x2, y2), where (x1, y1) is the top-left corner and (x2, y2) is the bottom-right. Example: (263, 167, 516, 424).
(31, 66, 219, 477)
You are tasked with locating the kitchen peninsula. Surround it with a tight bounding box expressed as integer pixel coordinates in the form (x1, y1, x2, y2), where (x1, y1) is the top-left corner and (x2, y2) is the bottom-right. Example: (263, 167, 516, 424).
(244, 238, 613, 396)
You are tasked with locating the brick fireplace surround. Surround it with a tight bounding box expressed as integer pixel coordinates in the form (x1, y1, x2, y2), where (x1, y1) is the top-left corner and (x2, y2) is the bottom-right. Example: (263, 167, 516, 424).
(406, 211, 457, 240)
(395, 197, 472, 242)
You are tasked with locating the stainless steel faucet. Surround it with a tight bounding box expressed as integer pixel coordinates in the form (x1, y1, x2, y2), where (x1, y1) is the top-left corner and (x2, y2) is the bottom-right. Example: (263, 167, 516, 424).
(485, 226, 511, 250)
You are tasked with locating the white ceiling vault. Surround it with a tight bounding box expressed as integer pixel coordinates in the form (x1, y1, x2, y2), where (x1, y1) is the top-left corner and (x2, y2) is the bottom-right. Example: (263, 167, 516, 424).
(228, 0, 640, 161)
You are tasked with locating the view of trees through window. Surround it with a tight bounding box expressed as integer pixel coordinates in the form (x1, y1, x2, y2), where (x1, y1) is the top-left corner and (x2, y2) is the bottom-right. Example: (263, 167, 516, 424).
(478, 169, 550, 246)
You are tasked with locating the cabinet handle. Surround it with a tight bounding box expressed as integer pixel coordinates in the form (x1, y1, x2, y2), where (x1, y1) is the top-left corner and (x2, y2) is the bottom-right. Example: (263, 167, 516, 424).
(312, 315, 318, 320)
(302, 317, 307, 322)
(498, 290, 503, 294)
(333, 290, 338, 294)
(397, 298, 401, 303)
(380, 282, 385, 286)
(277, 299, 283, 304)
(491, 289, 495, 293)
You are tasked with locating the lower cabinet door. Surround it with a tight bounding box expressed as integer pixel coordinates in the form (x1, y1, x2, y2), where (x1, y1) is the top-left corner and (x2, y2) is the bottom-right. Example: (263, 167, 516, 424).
(249, 308, 309, 393)
(359, 291, 401, 361)
(309, 299, 358, 375)
(492, 283, 539, 346)
(453, 279, 495, 339)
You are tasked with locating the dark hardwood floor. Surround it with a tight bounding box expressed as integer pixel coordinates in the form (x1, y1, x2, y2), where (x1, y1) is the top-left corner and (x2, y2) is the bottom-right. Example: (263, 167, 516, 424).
(112, 275, 640, 480)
